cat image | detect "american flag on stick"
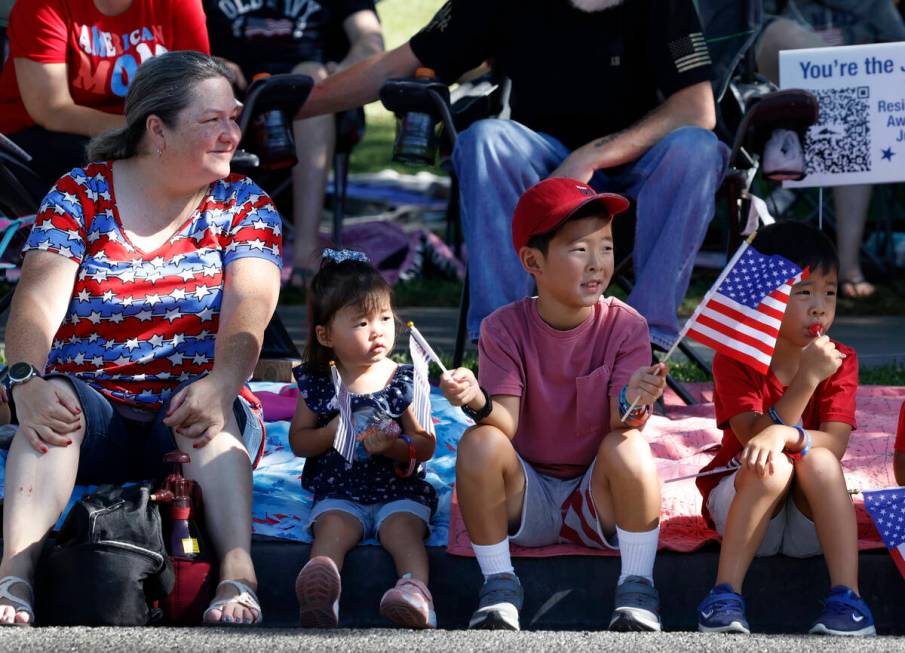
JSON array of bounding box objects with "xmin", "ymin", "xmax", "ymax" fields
[
  {"xmin": 408, "ymin": 322, "xmax": 441, "ymax": 436},
  {"xmin": 621, "ymin": 235, "xmax": 807, "ymax": 421},
  {"xmin": 329, "ymin": 360, "xmax": 356, "ymax": 464},
  {"xmin": 863, "ymin": 488, "xmax": 905, "ymax": 580},
  {"xmin": 683, "ymin": 238, "xmax": 808, "ymax": 375}
]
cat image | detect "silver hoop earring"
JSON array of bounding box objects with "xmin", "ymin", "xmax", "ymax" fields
[{"xmin": 156, "ymin": 147, "xmax": 162, "ymax": 158}]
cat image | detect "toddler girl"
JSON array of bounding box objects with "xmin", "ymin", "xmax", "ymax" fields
[{"xmin": 289, "ymin": 250, "xmax": 437, "ymax": 629}]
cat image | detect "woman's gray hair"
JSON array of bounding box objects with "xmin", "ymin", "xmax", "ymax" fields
[{"xmin": 87, "ymin": 51, "xmax": 232, "ymax": 161}]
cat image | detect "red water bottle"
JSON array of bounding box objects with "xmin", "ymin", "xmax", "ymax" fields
[
  {"xmin": 251, "ymin": 72, "xmax": 298, "ymax": 170},
  {"xmin": 169, "ymin": 480, "xmax": 204, "ymax": 561}
]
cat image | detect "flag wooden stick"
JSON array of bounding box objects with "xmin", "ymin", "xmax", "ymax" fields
[
  {"xmin": 664, "ymin": 461, "xmax": 740, "ymax": 484},
  {"xmin": 620, "ymin": 233, "xmax": 759, "ymax": 422},
  {"xmin": 407, "ymin": 321, "xmax": 448, "ymax": 374}
]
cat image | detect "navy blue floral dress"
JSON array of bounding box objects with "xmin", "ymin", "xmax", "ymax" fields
[{"xmin": 294, "ymin": 363, "xmax": 437, "ymax": 513}]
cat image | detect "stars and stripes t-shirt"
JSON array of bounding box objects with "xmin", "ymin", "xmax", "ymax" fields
[{"xmin": 24, "ymin": 163, "xmax": 282, "ymax": 409}]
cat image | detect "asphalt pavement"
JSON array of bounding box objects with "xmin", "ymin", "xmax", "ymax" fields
[{"xmin": 2, "ymin": 628, "xmax": 905, "ymax": 652}]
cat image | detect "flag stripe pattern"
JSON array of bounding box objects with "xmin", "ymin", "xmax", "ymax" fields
[
  {"xmin": 330, "ymin": 363, "xmax": 356, "ymax": 464},
  {"xmin": 409, "ymin": 331, "xmax": 435, "ymax": 437},
  {"xmin": 668, "ymin": 32, "xmax": 712, "ymax": 73},
  {"xmin": 686, "ymin": 243, "xmax": 806, "ymax": 375},
  {"xmin": 864, "ymin": 489, "xmax": 905, "ymax": 580}
]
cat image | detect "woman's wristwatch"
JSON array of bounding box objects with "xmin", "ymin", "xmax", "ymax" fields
[
  {"xmin": 2, "ymin": 362, "xmax": 42, "ymax": 397},
  {"xmin": 461, "ymin": 387, "xmax": 493, "ymax": 421}
]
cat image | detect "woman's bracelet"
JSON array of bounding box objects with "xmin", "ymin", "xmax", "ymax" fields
[
  {"xmin": 618, "ymin": 384, "xmax": 651, "ymax": 423},
  {"xmin": 394, "ymin": 434, "xmax": 417, "ymax": 478}
]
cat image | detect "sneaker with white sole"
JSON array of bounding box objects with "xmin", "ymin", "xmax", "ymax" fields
[
  {"xmin": 609, "ymin": 576, "xmax": 661, "ymax": 632},
  {"xmin": 379, "ymin": 574, "xmax": 437, "ymax": 629},
  {"xmin": 468, "ymin": 572, "xmax": 523, "ymax": 631},
  {"xmin": 809, "ymin": 586, "xmax": 876, "ymax": 637},
  {"xmin": 295, "ymin": 556, "xmax": 341, "ymax": 628},
  {"xmin": 697, "ymin": 584, "xmax": 751, "ymax": 634}
]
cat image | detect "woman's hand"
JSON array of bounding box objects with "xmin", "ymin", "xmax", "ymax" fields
[
  {"xmin": 12, "ymin": 378, "xmax": 82, "ymax": 453},
  {"xmin": 163, "ymin": 375, "xmax": 234, "ymax": 448},
  {"xmin": 741, "ymin": 425, "xmax": 794, "ymax": 477}
]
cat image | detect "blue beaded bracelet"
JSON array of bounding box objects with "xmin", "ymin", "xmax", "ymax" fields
[{"xmin": 618, "ymin": 384, "xmax": 650, "ymax": 422}]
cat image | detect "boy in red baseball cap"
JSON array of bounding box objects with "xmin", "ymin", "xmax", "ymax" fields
[{"xmin": 440, "ymin": 177, "xmax": 667, "ymax": 631}]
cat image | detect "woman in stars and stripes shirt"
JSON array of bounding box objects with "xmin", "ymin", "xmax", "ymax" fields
[{"xmin": 0, "ymin": 52, "xmax": 281, "ymax": 627}]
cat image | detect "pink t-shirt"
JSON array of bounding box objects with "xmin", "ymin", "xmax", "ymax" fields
[{"xmin": 478, "ymin": 297, "xmax": 651, "ymax": 479}]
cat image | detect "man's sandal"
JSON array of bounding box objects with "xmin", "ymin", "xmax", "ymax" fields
[
  {"xmin": 203, "ymin": 579, "xmax": 263, "ymax": 626},
  {"xmin": 0, "ymin": 576, "xmax": 35, "ymax": 626}
]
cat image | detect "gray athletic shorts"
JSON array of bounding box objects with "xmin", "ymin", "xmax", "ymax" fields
[
  {"xmin": 510, "ymin": 454, "xmax": 618, "ymax": 550},
  {"xmin": 708, "ymin": 469, "xmax": 821, "ymax": 558}
]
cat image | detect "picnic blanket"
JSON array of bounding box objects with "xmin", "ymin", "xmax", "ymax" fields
[
  {"xmin": 1, "ymin": 383, "xmax": 901, "ymax": 553},
  {"xmin": 445, "ymin": 384, "xmax": 904, "ymax": 558}
]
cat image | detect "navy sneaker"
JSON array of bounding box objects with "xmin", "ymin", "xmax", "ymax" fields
[
  {"xmin": 809, "ymin": 586, "xmax": 876, "ymax": 636},
  {"xmin": 697, "ymin": 584, "xmax": 750, "ymax": 634},
  {"xmin": 468, "ymin": 572, "xmax": 524, "ymax": 631},
  {"xmin": 609, "ymin": 576, "xmax": 661, "ymax": 632}
]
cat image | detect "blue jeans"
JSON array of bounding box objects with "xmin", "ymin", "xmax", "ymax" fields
[
  {"xmin": 36, "ymin": 374, "xmax": 264, "ymax": 485},
  {"xmin": 453, "ymin": 120, "xmax": 729, "ymax": 344}
]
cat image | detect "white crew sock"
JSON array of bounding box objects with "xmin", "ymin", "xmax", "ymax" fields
[
  {"xmin": 616, "ymin": 525, "xmax": 660, "ymax": 585},
  {"xmin": 471, "ymin": 539, "xmax": 514, "ymax": 579}
]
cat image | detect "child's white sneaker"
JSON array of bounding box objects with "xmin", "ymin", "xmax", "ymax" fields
[
  {"xmin": 295, "ymin": 556, "xmax": 341, "ymax": 628},
  {"xmin": 379, "ymin": 573, "xmax": 437, "ymax": 629}
]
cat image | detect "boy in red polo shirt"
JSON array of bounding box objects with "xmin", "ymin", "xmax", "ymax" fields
[
  {"xmin": 440, "ymin": 178, "xmax": 667, "ymax": 632},
  {"xmin": 695, "ymin": 222, "xmax": 874, "ymax": 636}
]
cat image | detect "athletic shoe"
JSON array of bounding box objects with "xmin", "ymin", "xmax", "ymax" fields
[
  {"xmin": 809, "ymin": 586, "xmax": 876, "ymax": 636},
  {"xmin": 697, "ymin": 583, "xmax": 751, "ymax": 634},
  {"xmin": 379, "ymin": 574, "xmax": 437, "ymax": 629},
  {"xmin": 468, "ymin": 572, "xmax": 523, "ymax": 630},
  {"xmin": 609, "ymin": 575, "xmax": 662, "ymax": 632},
  {"xmin": 295, "ymin": 556, "xmax": 341, "ymax": 628}
]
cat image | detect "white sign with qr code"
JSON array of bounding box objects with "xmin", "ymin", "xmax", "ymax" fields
[{"xmin": 780, "ymin": 41, "xmax": 905, "ymax": 188}]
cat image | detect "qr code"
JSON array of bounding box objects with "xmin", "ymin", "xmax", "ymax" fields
[{"xmin": 805, "ymin": 87, "xmax": 871, "ymax": 175}]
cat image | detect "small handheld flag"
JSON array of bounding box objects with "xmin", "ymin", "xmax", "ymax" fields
[
  {"xmin": 407, "ymin": 322, "xmax": 436, "ymax": 437},
  {"xmin": 406, "ymin": 322, "xmax": 447, "ymax": 373},
  {"xmin": 329, "ymin": 360, "xmax": 356, "ymax": 464},
  {"xmin": 620, "ymin": 234, "xmax": 807, "ymax": 422},
  {"xmin": 863, "ymin": 488, "xmax": 905, "ymax": 580}
]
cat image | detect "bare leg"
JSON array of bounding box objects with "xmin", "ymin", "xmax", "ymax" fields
[
  {"xmin": 178, "ymin": 412, "xmax": 260, "ymax": 625},
  {"xmin": 309, "ymin": 510, "xmax": 364, "ymax": 571},
  {"xmin": 378, "ymin": 513, "xmax": 429, "ymax": 583},
  {"xmin": 290, "ymin": 61, "xmax": 335, "ymax": 276},
  {"xmin": 455, "ymin": 425, "xmax": 526, "ymax": 545},
  {"xmin": 0, "ymin": 379, "xmax": 85, "ymax": 625},
  {"xmin": 592, "ymin": 429, "xmax": 661, "ymax": 535},
  {"xmin": 790, "ymin": 448, "xmax": 859, "ymax": 592},
  {"xmin": 714, "ymin": 457, "xmax": 794, "ymax": 593},
  {"xmin": 754, "ymin": 18, "xmax": 823, "ymax": 85},
  {"xmin": 834, "ymin": 184, "xmax": 875, "ymax": 297}
]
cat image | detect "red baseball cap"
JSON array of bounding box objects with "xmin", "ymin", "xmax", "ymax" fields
[{"xmin": 511, "ymin": 178, "xmax": 630, "ymax": 252}]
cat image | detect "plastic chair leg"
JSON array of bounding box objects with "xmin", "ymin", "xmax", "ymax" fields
[
  {"xmin": 332, "ymin": 152, "xmax": 350, "ymax": 246},
  {"xmin": 453, "ymin": 273, "xmax": 469, "ymax": 369}
]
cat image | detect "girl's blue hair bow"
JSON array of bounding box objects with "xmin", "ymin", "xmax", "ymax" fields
[{"xmin": 322, "ymin": 248, "xmax": 369, "ymax": 264}]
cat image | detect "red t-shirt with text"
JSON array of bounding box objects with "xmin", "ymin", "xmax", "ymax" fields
[
  {"xmin": 696, "ymin": 344, "xmax": 858, "ymax": 528},
  {"xmin": 0, "ymin": 0, "xmax": 209, "ymax": 134}
]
